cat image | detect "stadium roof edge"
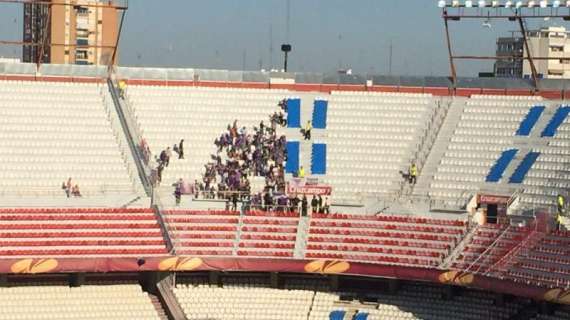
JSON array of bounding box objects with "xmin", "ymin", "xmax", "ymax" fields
[{"xmin": 2, "ymin": 62, "xmax": 570, "ymax": 98}]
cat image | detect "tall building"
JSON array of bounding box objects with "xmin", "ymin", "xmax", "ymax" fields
[
  {"xmin": 23, "ymin": 0, "xmax": 118, "ymax": 66},
  {"xmin": 23, "ymin": 2, "xmax": 50, "ymax": 64},
  {"xmin": 523, "ymin": 27, "xmax": 570, "ymax": 79},
  {"xmin": 494, "ymin": 36, "xmax": 524, "ymax": 78},
  {"xmin": 492, "ymin": 27, "xmax": 570, "ymax": 79}
]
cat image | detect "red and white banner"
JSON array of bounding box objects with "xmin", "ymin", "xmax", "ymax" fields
[
  {"xmin": 287, "ymin": 185, "xmax": 332, "ymax": 196},
  {"xmin": 478, "ymin": 194, "xmax": 510, "ymax": 205},
  {"xmin": 287, "ymin": 179, "xmax": 332, "ymax": 196}
]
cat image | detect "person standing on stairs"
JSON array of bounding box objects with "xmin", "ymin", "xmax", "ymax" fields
[
  {"xmin": 118, "ymin": 80, "xmax": 126, "ymax": 98},
  {"xmin": 174, "ymin": 179, "xmax": 182, "ymax": 206},
  {"xmin": 231, "ymin": 192, "xmax": 239, "ymax": 211},
  {"xmin": 557, "ymin": 194, "xmax": 566, "ymax": 231},
  {"xmin": 165, "ymin": 147, "xmax": 172, "ymax": 167},
  {"xmin": 159, "ymin": 149, "xmax": 167, "ymax": 166},
  {"xmin": 311, "ymin": 195, "xmax": 318, "ymax": 214},
  {"xmin": 323, "ymin": 197, "xmax": 330, "ymax": 214},
  {"xmin": 278, "ymin": 99, "xmax": 288, "ymax": 113},
  {"xmin": 558, "ymin": 194, "xmax": 565, "ymax": 216},
  {"xmin": 409, "ymin": 163, "xmax": 418, "ymax": 185},
  {"xmin": 298, "ymin": 166, "xmax": 305, "ymax": 179},
  {"xmin": 62, "ymin": 177, "xmax": 73, "ymax": 198},
  {"xmin": 264, "ymin": 192, "xmax": 273, "ymax": 212},
  {"xmin": 289, "ymin": 194, "xmax": 300, "ymax": 213},
  {"xmin": 157, "ymin": 163, "xmax": 164, "ymax": 185},
  {"xmin": 301, "ymin": 195, "xmax": 308, "ymax": 217},
  {"xmin": 178, "ymin": 139, "xmax": 184, "ymax": 159},
  {"xmin": 303, "ymin": 121, "xmax": 312, "ymax": 140}
]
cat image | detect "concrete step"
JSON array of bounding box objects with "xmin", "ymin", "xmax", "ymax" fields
[
  {"xmin": 413, "ymin": 98, "xmax": 468, "ymax": 197},
  {"xmin": 149, "ymin": 294, "xmax": 169, "ymax": 320},
  {"xmin": 293, "ymin": 216, "xmax": 310, "ymax": 259},
  {"xmin": 233, "ymin": 211, "xmax": 245, "ymax": 255}
]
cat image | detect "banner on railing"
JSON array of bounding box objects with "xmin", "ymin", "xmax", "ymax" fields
[
  {"xmin": 287, "ymin": 178, "xmax": 331, "ymax": 196},
  {"xmin": 478, "ymin": 194, "xmax": 510, "ymax": 205},
  {"xmin": 0, "ymin": 256, "xmax": 562, "ymax": 305}
]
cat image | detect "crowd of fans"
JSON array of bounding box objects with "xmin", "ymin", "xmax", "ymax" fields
[
  {"xmin": 249, "ymin": 193, "xmax": 330, "ymax": 216},
  {"xmin": 141, "ymin": 98, "xmax": 331, "ymax": 213},
  {"xmin": 196, "ymin": 113, "xmax": 288, "ymax": 208}
]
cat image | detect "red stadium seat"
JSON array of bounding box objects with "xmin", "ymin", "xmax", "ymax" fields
[{"xmin": 0, "ymin": 208, "xmax": 169, "ymax": 258}]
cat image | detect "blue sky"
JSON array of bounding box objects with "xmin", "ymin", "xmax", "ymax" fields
[{"xmin": 0, "ymin": 0, "xmax": 567, "ymax": 76}]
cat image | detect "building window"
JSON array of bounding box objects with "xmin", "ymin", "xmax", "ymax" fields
[
  {"xmin": 76, "ymin": 29, "xmax": 89, "ymax": 37},
  {"xmin": 76, "ymin": 6, "xmax": 88, "ymax": 15},
  {"xmin": 77, "ymin": 39, "xmax": 88, "ymax": 46},
  {"xmin": 560, "ymin": 59, "xmax": 570, "ymax": 64},
  {"xmin": 551, "ymin": 46, "xmax": 564, "ymax": 52},
  {"xmin": 76, "ymin": 51, "xmax": 88, "ymax": 59}
]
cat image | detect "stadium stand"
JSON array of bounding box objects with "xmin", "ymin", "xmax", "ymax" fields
[
  {"xmin": 425, "ymin": 95, "xmax": 570, "ymax": 211},
  {"xmin": 309, "ymin": 287, "xmax": 527, "ymax": 320},
  {"xmin": 174, "ymin": 277, "xmax": 314, "ymax": 320},
  {"xmin": 239, "ymin": 210, "xmax": 299, "ymax": 258},
  {"xmin": 123, "ymin": 84, "xmax": 568, "ymax": 213},
  {"xmin": 162, "ymin": 209, "xmax": 468, "ymax": 265},
  {"xmin": 0, "ymin": 283, "xmax": 161, "ymax": 320},
  {"xmin": 524, "ymin": 105, "xmax": 570, "ymax": 207},
  {"xmin": 163, "ymin": 210, "xmax": 298, "ymax": 258},
  {"xmin": 0, "ymin": 80, "xmax": 142, "ymax": 198},
  {"xmin": 173, "ymin": 277, "xmax": 529, "ymax": 320},
  {"xmin": 324, "ymin": 91, "xmax": 437, "ymax": 203},
  {"xmin": 505, "ymin": 230, "xmax": 570, "ymax": 288},
  {"xmin": 124, "ymin": 85, "xmax": 288, "ymax": 190},
  {"xmin": 162, "ymin": 209, "xmax": 239, "ymax": 256},
  {"xmin": 0, "ymin": 208, "xmax": 168, "ymax": 257},
  {"xmin": 449, "ymin": 223, "xmax": 570, "ymax": 289},
  {"xmin": 451, "ymin": 224, "xmax": 530, "ymax": 272},
  {"xmin": 306, "ymin": 212, "xmax": 466, "ymax": 267},
  {"xmin": 428, "ymin": 95, "xmax": 544, "ymax": 203},
  {"xmin": 531, "ymin": 307, "xmax": 570, "ymax": 320}
]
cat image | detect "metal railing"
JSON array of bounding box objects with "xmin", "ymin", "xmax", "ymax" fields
[
  {"xmin": 487, "ymin": 229, "xmax": 543, "ymax": 278},
  {"xmin": 156, "ymin": 275, "xmax": 187, "ymax": 320},
  {"xmin": 463, "ymin": 225, "xmax": 514, "ymax": 275},
  {"xmin": 0, "ymin": 185, "xmax": 137, "ymax": 198},
  {"xmin": 400, "ymin": 98, "xmax": 453, "ymax": 198},
  {"xmin": 412, "ymin": 98, "xmax": 453, "ymax": 174},
  {"xmin": 102, "ymin": 90, "xmax": 141, "ymax": 194},
  {"xmin": 151, "ymin": 188, "xmax": 176, "ymax": 255},
  {"xmin": 106, "ymin": 77, "xmax": 153, "ymax": 196}
]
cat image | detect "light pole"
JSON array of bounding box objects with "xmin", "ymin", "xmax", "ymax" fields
[{"xmin": 281, "ymin": 44, "xmax": 292, "ymax": 72}]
